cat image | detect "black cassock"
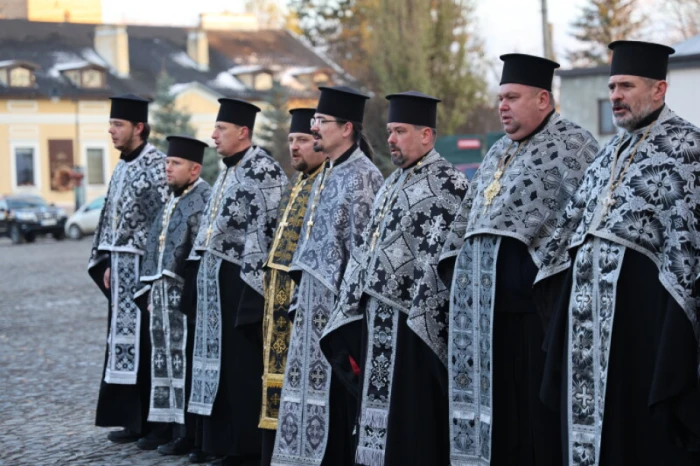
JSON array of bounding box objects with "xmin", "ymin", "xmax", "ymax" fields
[
  {"xmin": 541, "ymin": 248, "xmax": 700, "ymax": 466},
  {"xmin": 91, "ymin": 260, "xmax": 153, "ymax": 434},
  {"xmin": 88, "ymin": 143, "xmax": 168, "ymax": 434},
  {"xmin": 441, "ymin": 237, "xmax": 562, "ymax": 466},
  {"xmin": 181, "ymin": 260, "xmax": 265, "ymax": 457},
  {"xmin": 534, "ymin": 106, "xmax": 700, "ymax": 466},
  {"xmin": 324, "ymin": 310, "xmax": 451, "ymax": 466},
  {"xmin": 492, "ymin": 238, "xmax": 561, "ymax": 466},
  {"xmin": 321, "ymin": 151, "xmax": 470, "ymax": 466},
  {"xmin": 207, "ymin": 261, "xmax": 264, "ymax": 457}
]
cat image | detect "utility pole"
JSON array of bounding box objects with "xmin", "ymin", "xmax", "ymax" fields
[{"xmin": 541, "ymin": 0, "xmax": 554, "ymax": 60}]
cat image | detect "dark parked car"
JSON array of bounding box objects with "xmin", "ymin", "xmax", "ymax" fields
[{"xmin": 0, "ymin": 195, "xmax": 69, "ymax": 244}]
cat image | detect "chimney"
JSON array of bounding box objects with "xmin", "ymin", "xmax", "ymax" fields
[
  {"xmin": 94, "ymin": 25, "xmax": 130, "ymax": 78},
  {"xmin": 187, "ymin": 29, "xmax": 209, "ymax": 71}
]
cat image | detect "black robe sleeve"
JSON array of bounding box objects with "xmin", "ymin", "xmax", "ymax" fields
[
  {"xmin": 179, "ymin": 260, "xmax": 200, "ymax": 319},
  {"xmin": 321, "ymin": 313, "xmax": 364, "ymax": 400}
]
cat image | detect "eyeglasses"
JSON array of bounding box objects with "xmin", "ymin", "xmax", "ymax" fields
[{"xmin": 310, "ymin": 117, "xmax": 340, "ymax": 126}]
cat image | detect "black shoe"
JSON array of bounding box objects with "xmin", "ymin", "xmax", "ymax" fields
[
  {"xmin": 107, "ymin": 428, "xmax": 140, "ymax": 444},
  {"xmin": 158, "ymin": 437, "xmax": 195, "ymax": 456},
  {"xmin": 136, "ymin": 434, "xmax": 171, "ymax": 451},
  {"xmin": 189, "ymin": 449, "xmax": 217, "ymax": 464},
  {"xmin": 205, "ymin": 457, "xmax": 232, "ymax": 466}
]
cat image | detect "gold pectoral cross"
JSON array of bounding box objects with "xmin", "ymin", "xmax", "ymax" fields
[{"xmin": 483, "ymin": 167, "xmax": 504, "ymax": 212}]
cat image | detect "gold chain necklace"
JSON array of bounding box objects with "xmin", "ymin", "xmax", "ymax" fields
[
  {"xmin": 276, "ymin": 161, "xmax": 326, "ymax": 242},
  {"xmin": 305, "ymin": 160, "xmax": 334, "ymax": 240},
  {"xmin": 158, "ymin": 183, "xmax": 195, "ymax": 254},
  {"xmin": 600, "ymin": 121, "xmax": 656, "ymax": 217},
  {"xmin": 483, "ymin": 139, "xmax": 528, "ymax": 213},
  {"xmin": 369, "ymin": 158, "xmax": 424, "ymax": 251}
]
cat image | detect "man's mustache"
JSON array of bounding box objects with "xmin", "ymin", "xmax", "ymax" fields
[{"xmin": 612, "ymin": 100, "xmax": 631, "ymax": 111}]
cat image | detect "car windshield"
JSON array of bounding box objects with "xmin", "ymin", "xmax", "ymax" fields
[
  {"xmin": 87, "ymin": 197, "xmax": 105, "ymax": 210},
  {"xmin": 7, "ymin": 197, "xmax": 48, "ymax": 209}
]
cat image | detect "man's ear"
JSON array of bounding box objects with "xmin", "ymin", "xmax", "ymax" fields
[{"xmin": 133, "ymin": 122, "xmax": 145, "ymax": 137}]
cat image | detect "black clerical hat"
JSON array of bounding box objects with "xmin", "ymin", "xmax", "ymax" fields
[
  {"xmin": 216, "ymin": 98, "xmax": 261, "ymax": 129},
  {"xmin": 499, "ymin": 54, "xmax": 560, "ymax": 91},
  {"xmin": 109, "ymin": 93, "xmax": 150, "ymax": 122},
  {"xmin": 166, "ymin": 135, "xmax": 209, "ymax": 165},
  {"xmin": 386, "ymin": 91, "xmax": 441, "ymax": 128},
  {"xmin": 289, "ymin": 108, "xmax": 315, "ymax": 135},
  {"xmin": 609, "ymin": 41, "xmax": 675, "ymax": 80},
  {"xmin": 316, "ymin": 86, "xmax": 369, "ymax": 124}
]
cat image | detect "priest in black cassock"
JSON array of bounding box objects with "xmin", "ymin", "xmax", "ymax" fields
[
  {"xmin": 437, "ymin": 54, "xmax": 599, "ymax": 466},
  {"xmin": 537, "ymin": 41, "xmax": 700, "ymax": 466},
  {"xmin": 134, "ymin": 136, "xmax": 211, "ymax": 453},
  {"xmin": 88, "ymin": 94, "xmax": 169, "ymax": 444},
  {"xmin": 321, "ymin": 91, "xmax": 469, "ymax": 466},
  {"xmin": 260, "ymin": 108, "xmax": 327, "ymax": 466},
  {"xmin": 271, "ymin": 86, "xmax": 384, "ymax": 466},
  {"xmin": 185, "ymin": 98, "xmax": 287, "ymax": 466}
]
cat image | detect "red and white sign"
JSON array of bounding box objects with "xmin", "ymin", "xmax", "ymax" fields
[{"xmin": 457, "ymin": 138, "xmax": 481, "ymax": 150}]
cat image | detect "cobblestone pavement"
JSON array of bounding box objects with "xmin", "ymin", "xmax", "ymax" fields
[{"xmin": 0, "ymin": 237, "xmax": 190, "ymax": 466}]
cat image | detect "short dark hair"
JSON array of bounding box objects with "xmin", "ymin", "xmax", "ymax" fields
[
  {"xmin": 130, "ymin": 121, "xmax": 151, "ymax": 142},
  {"xmin": 412, "ymin": 125, "xmax": 438, "ymax": 140}
]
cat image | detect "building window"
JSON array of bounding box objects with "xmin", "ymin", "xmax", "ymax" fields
[
  {"xmin": 64, "ymin": 70, "xmax": 81, "ymax": 86},
  {"xmin": 238, "ymin": 73, "xmax": 253, "ymax": 88},
  {"xmin": 314, "ymin": 72, "xmax": 330, "ymax": 85},
  {"xmin": 598, "ymin": 99, "xmax": 616, "ymax": 135},
  {"xmin": 0, "ymin": 68, "xmax": 7, "ymax": 85},
  {"xmin": 82, "ymin": 69, "xmax": 104, "ymax": 88},
  {"xmin": 15, "ymin": 147, "xmax": 36, "ymax": 186},
  {"xmin": 9, "ymin": 67, "xmax": 34, "ymax": 87},
  {"xmin": 254, "ymin": 72, "xmax": 273, "ymax": 90},
  {"xmin": 86, "ymin": 147, "xmax": 106, "ymax": 185}
]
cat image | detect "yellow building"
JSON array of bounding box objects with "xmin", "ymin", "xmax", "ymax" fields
[
  {"xmin": 0, "ymin": 0, "xmax": 102, "ymax": 23},
  {"xmin": 0, "ymin": 19, "xmax": 346, "ymax": 210}
]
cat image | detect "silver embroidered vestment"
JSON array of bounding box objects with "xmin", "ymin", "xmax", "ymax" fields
[
  {"xmin": 438, "ymin": 113, "xmax": 599, "ymax": 465},
  {"xmin": 536, "ymin": 106, "xmax": 700, "ymax": 466},
  {"xmin": 323, "ymin": 150, "xmax": 469, "ymax": 466},
  {"xmin": 187, "ymin": 147, "xmax": 287, "ymax": 416},
  {"xmin": 137, "ymin": 179, "xmax": 211, "ymax": 424},
  {"xmin": 272, "ymin": 149, "xmax": 384, "ymax": 466},
  {"xmin": 88, "ymin": 143, "xmax": 168, "ymax": 385}
]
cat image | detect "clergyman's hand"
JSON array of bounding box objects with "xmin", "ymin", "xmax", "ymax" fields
[{"xmin": 104, "ymin": 267, "xmax": 111, "ymax": 290}]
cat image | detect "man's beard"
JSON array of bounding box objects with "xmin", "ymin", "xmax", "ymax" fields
[
  {"xmin": 115, "ymin": 133, "xmax": 135, "ymax": 153},
  {"xmin": 291, "ymin": 153, "xmax": 309, "ymax": 172},
  {"xmin": 390, "ymin": 146, "xmax": 406, "ymax": 166},
  {"xmin": 312, "ymin": 131, "xmax": 324, "ymax": 153},
  {"xmin": 613, "ymin": 99, "xmax": 654, "ymax": 131},
  {"xmin": 167, "ymin": 180, "xmax": 185, "ymax": 192}
]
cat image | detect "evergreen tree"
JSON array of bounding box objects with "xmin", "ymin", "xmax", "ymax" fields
[
  {"xmin": 150, "ymin": 72, "xmax": 197, "ymax": 151},
  {"xmin": 288, "ymin": 0, "xmax": 376, "ymax": 80},
  {"xmin": 257, "ymin": 80, "xmax": 292, "ymax": 175},
  {"xmin": 200, "ymin": 148, "xmax": 222, "ymax": 186},
  {"xmin": 150, "ymin": 72, "xmax": 221, "ymax": 184},
  {"xmin": 567, "ymin": 0, "xmax": 647, "ymax": 67}
]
